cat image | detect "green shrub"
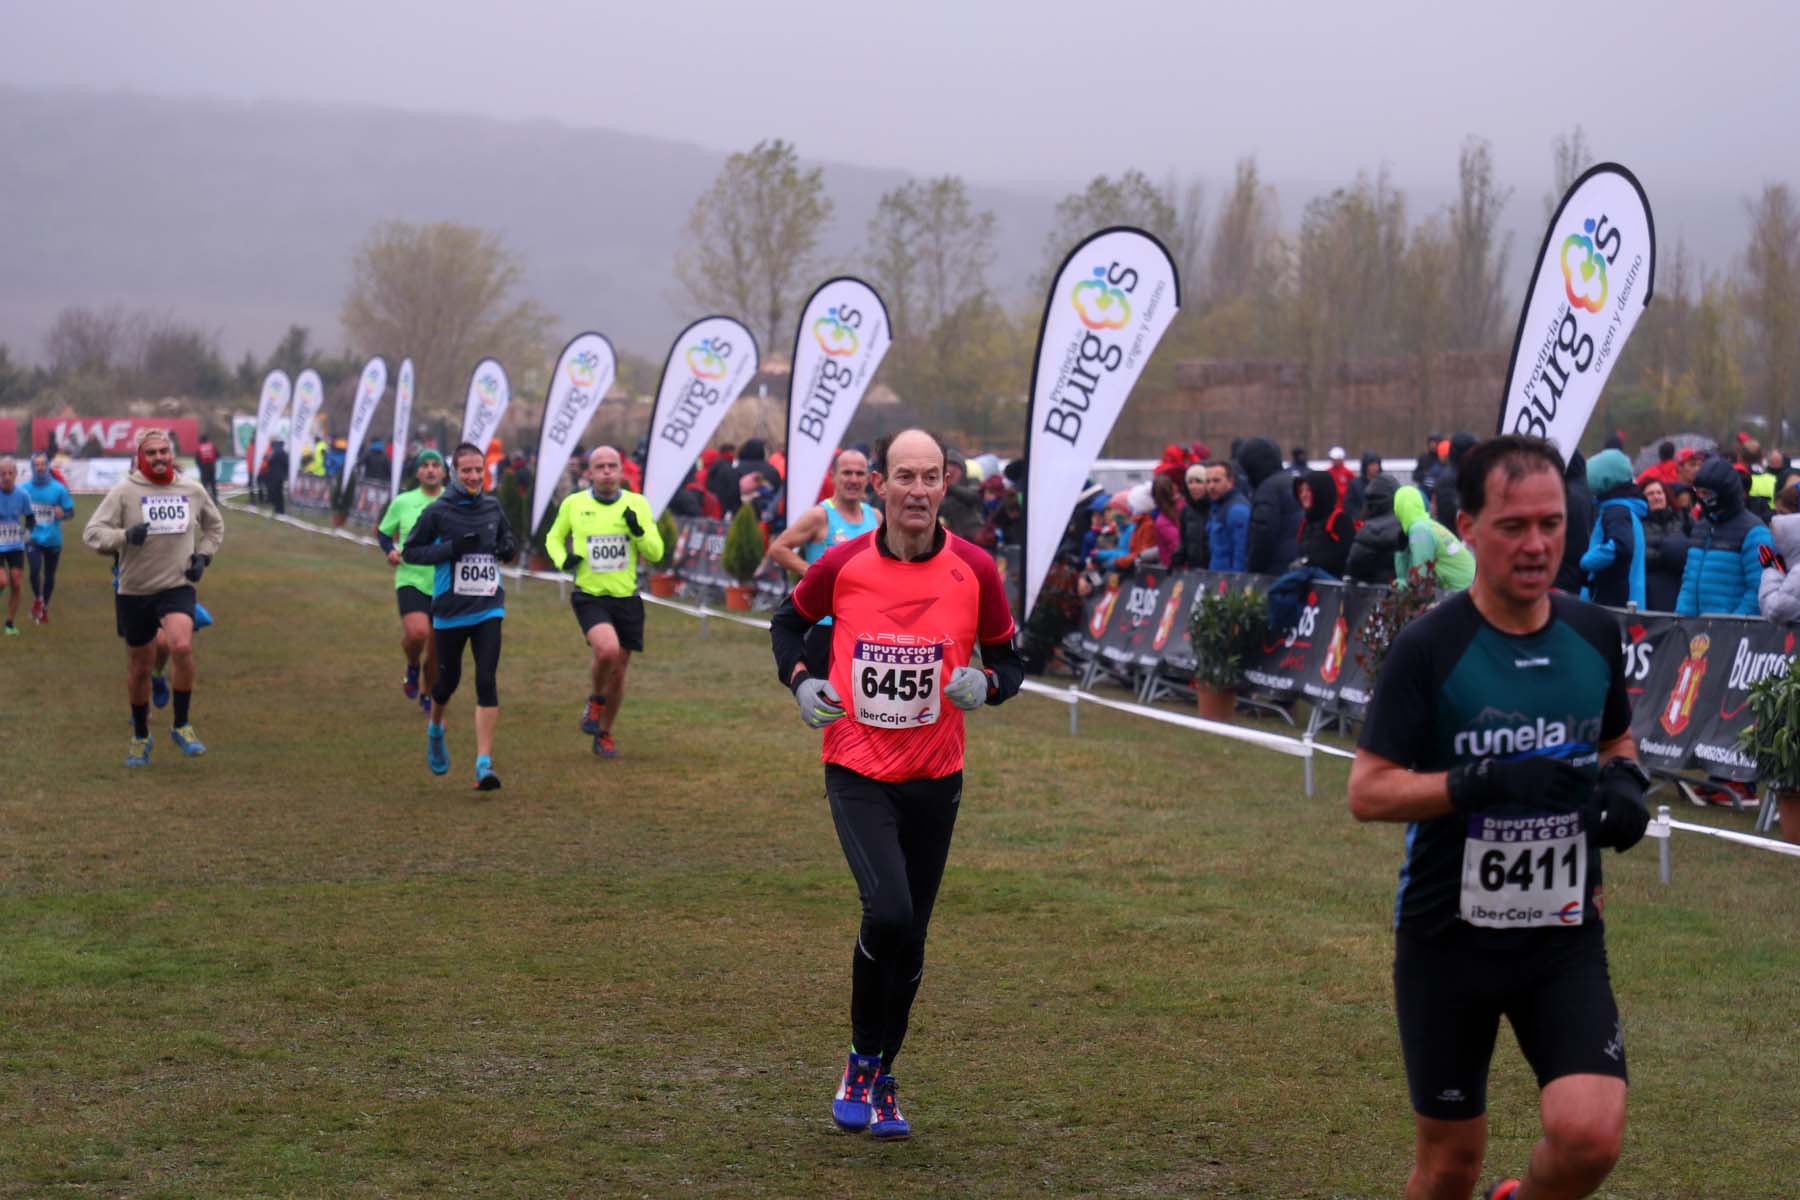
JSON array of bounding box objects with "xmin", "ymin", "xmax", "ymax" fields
[
  {"xmin": 721, "ymin": 503, "xmax": 765, "ymax": 582},
  {"xmin": 1187, "ymin": 583, "xmax": 1269, "ymax": 689},
  {"xmin": 1737, "ymin": 665, "xmax": 1800, "ymax": 792}
]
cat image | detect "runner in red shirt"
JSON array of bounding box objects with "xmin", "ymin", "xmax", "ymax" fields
[{"xmin": 770, "ymin": 428, "xmax": 1022, "ymax": 1141}]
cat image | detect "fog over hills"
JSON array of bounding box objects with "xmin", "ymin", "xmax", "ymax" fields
[{"xmin": 0, "ymin": 86, "xmax": 1753, "ymax": 369}]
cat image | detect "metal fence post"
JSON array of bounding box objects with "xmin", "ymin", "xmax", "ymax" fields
[
  {"xmin": 1068, "ymin": 687, "xmax": 1079, "ymax": 737},
  {"xmin": 1657, "ymin": 804, "xmax": 1672, "ymax": 884}
]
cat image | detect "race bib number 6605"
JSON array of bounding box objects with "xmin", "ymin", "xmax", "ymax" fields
[
  {"xmin": 852, "ymin": 640, "xmax": 943, "ymax": 729},
  {"xmin": 140, "ymin": 494, "xmax": 191, "ymax": 535}
]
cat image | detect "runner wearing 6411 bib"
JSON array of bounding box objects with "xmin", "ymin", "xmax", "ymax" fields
[
  {"xmin": 545, "ymin": 445, "xmax": 663, "ymax": 759},
  {"xmin": 1348, "ymin": 435, "xmax": 1651, "ymax": 1200},
  {"xmin": 402, "ymin": 442, "xmax": 517, "ymax": 790},
  {"xmin": 770, "ymin": 429, "xmax": 1022, "ymax": 1142}
]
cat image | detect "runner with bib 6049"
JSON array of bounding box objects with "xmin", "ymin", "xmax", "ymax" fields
[{"xmin": 1348, "ymin": 434, "xmax": 1651, "ymax": 1200}]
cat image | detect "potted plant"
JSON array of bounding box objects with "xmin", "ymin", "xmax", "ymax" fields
[
  {"xmin": 1354, "ymin": 563, "xmax": 1440, "ymax": 682},
  {"xmin": 1187, "ymin": 583, "xmax": 1268, "ymax": 721},
  {"xmin": 720, "ymin": 502, "xmax": 764, "ymax": 611},
  {"xmin": 1735, "ymin": 664, "xmax": 1800, "ymax": 845},
  {"xmin": 648, "ymin": 510, "xmax": 681, "ymax": 597}
]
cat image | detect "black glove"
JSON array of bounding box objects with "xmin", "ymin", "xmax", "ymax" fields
[
  {"xmin": 125, "ymin": 522, "xmax": 151, "ymax": 546},
  {"xmin": 184, "ymin": 552, "xmax": 211, "ymax": 583},
  {"xmin": 496, "ymin": 530, "xmax": 518, "ymax": 564},
  {"xmin": 1591, "ymin": 758, "xmax": 1651, "ymax": 851},
  {"xmin": 456, "ymin": 530, "xmax": 483, "ymax": 554},
  {"xmin": 622, "ymin": 506, "xmax": 644, "ymax": 538},
  {"xmin": 1447, "ymin": 755, "xmax": 1590, "ymax": 815},
  {"xmin": 22, "ymin": 512, "xmax": 34, "ymax": 530}
]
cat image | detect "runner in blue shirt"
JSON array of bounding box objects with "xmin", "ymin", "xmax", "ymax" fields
[
  {"xmin": 22, "ymin": 452, "xmax": 75, "ymax": 624},
  {"xmin": 0, "ymin": 456, "xmax": 33, "ymax": 635}
]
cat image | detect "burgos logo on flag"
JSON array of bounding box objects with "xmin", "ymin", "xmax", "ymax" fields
[
  {"xmin": 686, "ymin": 337, "xmax": 729, "ymax": 380},
  {"xmin": 1560, "ymin": 219, "xmax": 1609, "ymax": 313},
  {"xmin": 813, "ymin": 307, "xmax": 859, "ymax": 357},
  {"xmin": 362, "ymin": 365, "xmax": 382, "ymax": 390},
  {"xmin": 1071, "ymin": 266, "xmax": 1132, "ymax": 331},
  {"xmin": 299, "ymin": 378, "xmax": 317, "ymax": 398},
  {"xmin": 567, "ymin": 351, "xmax": 600, "ymax": 390},
  {"xmin": 476, "ymin": 372, "xmax": 502, "ymax": 408}
]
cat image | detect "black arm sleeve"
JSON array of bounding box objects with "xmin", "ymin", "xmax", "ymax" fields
[
  {"xmin": 401, "ymin": 508, "xmax": 454, "ymax": 565},
  {"xmin": 770, "ymin": 592, "xmax": 816, "ymax": 690},
  {"xmin": 979, "ymin": 636, "xmax": 1025, "ymax": 706},
  {"xmin": 495, "ymin": 510, "xmax": 518, "ymax": 564},
  {"xmin": 377, "ymin": 532, "xmax": 396, "ymax": 553}
]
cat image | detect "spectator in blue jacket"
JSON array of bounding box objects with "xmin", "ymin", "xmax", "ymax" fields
[
  {"xmin": 1579, "ymin": 448, "xmax": 1646, "ymax": 608},
  {"xmin": 1676, "ymin": 456, "xmax": 1774, "ymax": 616},
  {"xmin": 1204, "ymin": 460, "xmax": 1250, "ymax": 571}
]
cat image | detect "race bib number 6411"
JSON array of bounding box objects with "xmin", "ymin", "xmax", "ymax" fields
[{"xmin": 1459, "ymin": 811, "xmax": 1587, "ymax": 929}]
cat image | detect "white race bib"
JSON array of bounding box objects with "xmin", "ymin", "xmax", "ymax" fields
[
  {"xmin": 1459, "ymin": 811, "xmax": 1587, "ymax": 929},
  {"xmin": 851, "ymin": 640, "xmax": 943, "ymax": 729},
  {"xmin": 587, "ymin": 533, "xmax": 629, "ymax": 573},
  {"xmin": 140, "ymin": 494, "xmax": 191, "ymax": 535},
  {"xmin": 453, "ymin": 553, "xmax": 499, "ymax": 598},
  {"xmin": 32, "ymin": 503, "xmax": 60, "ymax": 526},
  {"xmin": 0, "ymin": 521, "xmax": 20, "ymax": 546}
]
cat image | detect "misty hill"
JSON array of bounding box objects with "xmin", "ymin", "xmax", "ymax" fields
[{"xmin": 0, "ymin": 87, "xmax": 1055, "ymax": 366}]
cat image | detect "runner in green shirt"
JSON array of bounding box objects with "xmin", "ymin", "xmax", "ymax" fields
[
  {"xmin": 377, "ymin": 449, "xmax": 446, "ymax": 714},
  {"xmin": 546, "ymin": 446, "xmax": 664, "ymax": 757}
]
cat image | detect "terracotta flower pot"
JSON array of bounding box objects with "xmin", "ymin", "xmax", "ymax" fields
[
  {"xmin": 724, "ymin": 583, "xmax": 755, "ymax": 611},
  {"xmin": 528, "ymin": 552, "xmax": 553, "ymax": 573},
  {"xmin": 329, "ymin": 511, "xmax": 348, "ymax": 529},
  {"xmin": 648, "ymin": 573, "xmax": 679, "ymax": 598},
  {"xmin": 1779, "ymin": 788, "xmax": 1800, "ymax": 846},
  {"xmin": 1196, "ymin": 683, "xmax": 1236, "ymax": 723}
]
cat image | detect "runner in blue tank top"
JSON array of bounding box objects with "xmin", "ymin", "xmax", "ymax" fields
[{"xmin": 767, "ymin": 449, "xmax": 881, "ymax": 672}]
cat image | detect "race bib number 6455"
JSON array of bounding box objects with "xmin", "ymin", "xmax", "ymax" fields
[{"xmin": 852, "ymin": 640, "xmax": 943, "ymax": 729}]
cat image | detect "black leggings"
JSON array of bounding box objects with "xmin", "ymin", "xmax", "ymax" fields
[
  {"xmin": 26, "ymin": 544, "xmax": 59, "ymax": 605},
  {"xmin": 826, "ymin": 763, "xmax": 962, "ymax": 1072},
  {"xmin": 432, "ymin": 618, "xmax": 502, "ymax": 707}
]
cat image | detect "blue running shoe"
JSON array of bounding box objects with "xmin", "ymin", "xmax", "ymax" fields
[
  {"xmin": 832, "ymin": 1052, "xmax": 882, "ymax": 1132},
  {"xmin": 475, "ymin": 755, "xmax": 501, "ymax": 791},
  {"xmin": 170, "ymin": 724, "xmax": 207, "ymax": 757},
  {"xmin": 126, "ymin": 734, "xmax": 152, "ymax": 768},
  {"xmin": 151, "ymin": 671, "xmax": 170, "ymax": 708},
  {"xmin": 870, "ymin": 1074, "xmax": 910, "ymax": 1140},
  {"xmin": 427, "ymin": 723, "xmax": 449, "ymax": 775}
]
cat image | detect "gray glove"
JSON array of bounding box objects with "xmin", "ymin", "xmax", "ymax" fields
[
  {"xmin": 944, "ymin": 666, "xmax": 990, "ymax": 711},
  {"xmin": 793, "ymin": 675, "xmax": 844, "ymax": 729}
]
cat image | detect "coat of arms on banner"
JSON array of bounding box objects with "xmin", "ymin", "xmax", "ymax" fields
[{"xmin": 1659, "ymin": 632, "xmax": 1710, "ymax": 737}]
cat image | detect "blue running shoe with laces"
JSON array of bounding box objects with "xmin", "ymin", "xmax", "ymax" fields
[
  {"xmin": 170, "ymin": 724, "xmax": 207, "ymax": 756},
  {"xmin": 870, "ymin": 1074, "xmax": 910, "ymax": 1140},
  {"xmin": 475, "ymin": 755, "xmax": 501, "ymax": 791},
  {"xmin": 427, "ymin": 722, "xmax": 449, "ymax": 775},
  {"xmin": 151, "ymin": 671, "xmax": 170, "ymax": 708},
  {"xmin": 126, "ymin": 733, "xmax": 152, "ymax": 768},
  {"xmin": 832, "ymin": 1051, "xmax": 882, "ymax": 1132}
]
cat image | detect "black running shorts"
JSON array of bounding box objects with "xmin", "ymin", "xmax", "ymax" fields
[
  {"xmin": 1394, "ymin": 923, "xmax": 1627, "ymax": 1121},
  {"xmin": 397, "ymin": 585, "xmax": 433, "ymax": 618},
  {"xmin": 115, "ymin": 585, "xmax": 198, "ymax": 648},
  {"xmin": 571, "ymin": 591, "xmax": 645, "ymax": 653},
  {"xmin": 0, "ymin": 549, "xmax": 22, "ymax": 569}
]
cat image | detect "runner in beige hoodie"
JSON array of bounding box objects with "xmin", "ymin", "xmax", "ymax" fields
[{"xmin": 84, "ymin": 428, "xmax": 225, "ymax": 766}]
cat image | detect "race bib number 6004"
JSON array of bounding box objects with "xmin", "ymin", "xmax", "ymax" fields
[
  {"xmin": 852, "ymin": 640, "xmax": 943, "ymax": 729},
  {"xmin": 587, "ymin": 533, "xmax": 629, "ymax": 573},
  {"xmin": 1459, "ymin": 811, "xmax": 1587, "ymax": 929},
  {"xmin": 140, "ymin": 494, "xmax": 191, "ymax": 535},
  {"xmin": 453, "ymin": 553, "xmax": 499, "ymax": 598}
]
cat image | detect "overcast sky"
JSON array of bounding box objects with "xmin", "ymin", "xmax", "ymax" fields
[{"xmin": 4, "ymin": 0, "xmax": 1794, "ymax": 198}]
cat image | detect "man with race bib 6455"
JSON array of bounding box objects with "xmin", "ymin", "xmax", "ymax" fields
[
  {"xmin": 82, "ymin": 428, "xmax": 225, "ymax": 765},
  {"xmin": 545, "ymin": 445, "xmax": 663, "ymax": 759},
  {"xmin": 1348, "ymin": 435, "xmax": 1651, "ymax": 1200},
  {"xmin": 770, "ymin": 428, "xmax": 1022, "ymax": 1141}
]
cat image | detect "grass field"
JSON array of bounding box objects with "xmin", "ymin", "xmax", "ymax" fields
[{"xmin": 2, "ymin": 500, "xmax": 1796, "ymax": 1198}]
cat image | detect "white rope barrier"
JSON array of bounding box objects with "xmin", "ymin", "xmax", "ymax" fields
[{"xmin": 231, "ymin": 501, "xmax": 1794, "ymax": 868}]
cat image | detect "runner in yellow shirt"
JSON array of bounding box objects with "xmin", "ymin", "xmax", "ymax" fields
[{"xmin": 546, "ymin": 446, "xmax": 664, "ymax": 758}]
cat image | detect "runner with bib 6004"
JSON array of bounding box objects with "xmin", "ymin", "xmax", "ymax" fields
[
  {"xmin": 1348, "ymin": 435, "xmax": 1652, "ymax": 1200},
  {"xmin": 770, "ymin": 429, "xmax": 1022, "ymax": 1142}
]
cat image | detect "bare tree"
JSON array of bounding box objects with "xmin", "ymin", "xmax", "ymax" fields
[
  {"xmin": 139, "ymin": 320, "xmax": 230, "ymax": 398},
  {"xmin": 44, "ymin": 305, "xmax": 143, "ymax": 375},
  {"xmin": 1037, "ymin": 170, "xmax": 1186, "ymax": 292},
  {"xmin": 866, "ymin": 175, "xmax": 996, "ymax": 337},
  {"xmin": 1205, "ymin": 158, "xmax": 1282, "ymax": 307},
  {"xmin": 676, "ymin": 139, "xmax": 833, "ymax": 355},
  {"xmin": 1447, "ymin": 137, "xmax": 1513, "ymax": 350},
  {"xmin": 1544, "ymin": 125, "xmax": 1594, "ymax": 220},
  {"xmin": 341, "ymin": 221, "xmax": 555, "ymax": 415},
  {"xmin": 1743, "ymin": 182, "xmax": 1800, "ymax": 443}
]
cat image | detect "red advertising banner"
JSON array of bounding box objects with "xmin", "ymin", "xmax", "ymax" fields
[
  {"xmin": 33, "ymin": 416, "xmax": 201, "ymax": 456},
  {"xmin": 0, "ymin": 417, "xmax": 16, "ymax": 453}
]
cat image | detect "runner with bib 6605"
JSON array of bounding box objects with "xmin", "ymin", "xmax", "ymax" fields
[
  {"xmin": 545, "ymin": 445, "xmax": 663, "ymax": 759},
  {"xmin": 770, "ymin": 428, "xmax": 1022, "ymax": 1142},
  {"xmin": 1348, "ymin": 434, "xmax": 1651, "ymax": 1200}
]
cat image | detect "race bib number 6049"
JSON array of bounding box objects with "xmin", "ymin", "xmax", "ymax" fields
[
  {"xmin": 852, "ymin": 640, "xmax": 943, "ymax": 729},
  {"xmin": 453, "ymin": 553, "xmax": 500, "ymax": 598},
  {"xmin": 1459, "ymin": 811, "xmax": 1587, "ymax": 929}
]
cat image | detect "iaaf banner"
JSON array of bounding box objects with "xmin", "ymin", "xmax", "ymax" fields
[
  {"xmin": 1498, "ymin": 163, "xmax": 1655, "ymax": 448},
  {"xmin": 39, "ymin": 416, "xmax": 202, "ymax": 458},
  {"xmin": 1023, "ymin": 227, "xmax": 1181, "ymax": 616},
  {"xmin": 288, "ymin": 369, "xmax": 326, "ymax": 487},
  {"xmin": 252, "ymin": 370, "xmax": 292, "ymax": 481},
  {"xmin": 340, "ymin": 356, "xmax": 388, "ymax": 499},
  {"xmin": 643, "ymin": 315, "xmax": 760, "ymax": 519},
  {"xmin": 529, "ymin": 332, "xmax": 617, "ymax": 533},
  {"xmin": 461, "ymin": 358, "xmax": 510, "ymax": 453},
  {"xmin": 784, "ymin": 278, "xmax": 891, "ymax": 527},
  {"xmin": 390, "ymin": 358, "xmax": 414, "ymax": 495}
]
